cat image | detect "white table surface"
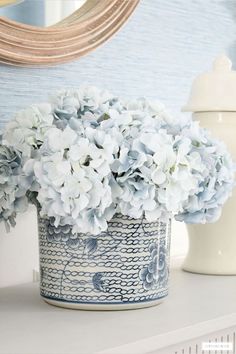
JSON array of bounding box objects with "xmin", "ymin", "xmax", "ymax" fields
[{"xmin": 0, "ymin": 267, "xmax": 236, "ymax": 354}]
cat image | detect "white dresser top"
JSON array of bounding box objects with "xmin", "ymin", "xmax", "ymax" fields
[{"xmin": 0, "ymin": 267, "xmax": 236, "ymax": 354}]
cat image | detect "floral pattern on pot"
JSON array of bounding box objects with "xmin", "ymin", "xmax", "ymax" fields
[{"xmin": 39, "ymin": 214, "xmax": 171, "ymax": 306}]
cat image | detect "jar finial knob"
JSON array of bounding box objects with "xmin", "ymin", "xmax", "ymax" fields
[
  {"xmin": 213, "ymin": 54, "xmax": 232, "ymax": 72},
  {"xmin": 182, "ymin": 54, "xmax": 236, "ymax": 112}
]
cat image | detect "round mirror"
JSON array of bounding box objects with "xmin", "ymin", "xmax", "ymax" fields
[
  {"xmin": 0, "ymin": 0, "xmax": 140, "ymax": 66},
  {"xmin": 0, "ymin": 0, "xmax": 87, "ymax": 27}
]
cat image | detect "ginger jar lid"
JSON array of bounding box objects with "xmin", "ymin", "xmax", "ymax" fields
[{"xmin": 182, "ymin": 55, "xmax": 236, "ymax": 112}]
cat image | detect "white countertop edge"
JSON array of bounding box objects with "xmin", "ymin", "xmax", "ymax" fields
[{"xmin": 98, "ymin": 313, "xmax": 236, "ymax": 354}]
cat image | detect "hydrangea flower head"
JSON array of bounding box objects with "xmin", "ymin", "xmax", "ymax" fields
[
  {"xmin": 4, "ymin": 104, "xmax": 54, "ymax": 158},
  {"xmin": 33, "ymin": 125, "xmax": 117, "ymax": 234},
  {"xmin": 0, "ymin": 136, "xmax": 28, "ymax": 230},
  {"xmin": 0, "ymin": 86, "xmax": 235, "ymax": 234}
]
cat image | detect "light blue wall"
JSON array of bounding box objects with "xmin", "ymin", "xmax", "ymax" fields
[{"xmin": 0, "ymin": 0, "xmax": 236, "ymax": 128}]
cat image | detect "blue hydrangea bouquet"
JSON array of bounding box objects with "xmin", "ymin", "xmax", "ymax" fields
[{"xmin": 0, "ymin": 86, "xmax": 235, "ymax": 310}]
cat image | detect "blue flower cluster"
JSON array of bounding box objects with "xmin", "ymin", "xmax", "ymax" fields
[
  {"xmin": 1, "ymin": 86, "xmax": 235, "ymax": 234},
  {"xmin": 158, "ymin": 244, "xmax": 169, "ymax": 287},
  {"xmin": 139, "ymin": 243, "xmax": 159, "ymax": 290},
  {"xmin": 0, "ymin": 138, "xmax": 28, "ymax": 230},
  {"xmin": 139, "ymin": 242, "xmax": 168, "ymax": 290}
]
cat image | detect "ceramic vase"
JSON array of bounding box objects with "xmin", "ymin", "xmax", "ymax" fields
[
  {"xmin": 182, "ymin": 55, "xmax": 236, "ymax": 274},
  {"xmin": 38, "ymin": 213, "xmax": 171, "ymax": 310},
  {"xmin": 184, "ymin": 112, "xmax": 236, "ymax": 274}
]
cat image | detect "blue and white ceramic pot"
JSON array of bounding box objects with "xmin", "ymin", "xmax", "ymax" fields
[{"xmin": 38, "ymin": 214, "xmax": 171, "ymax": 310}]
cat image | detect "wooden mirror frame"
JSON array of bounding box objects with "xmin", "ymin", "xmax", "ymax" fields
[{"xmin": 0, "ymin": 0, "xmax": 139, "ymax": 66}]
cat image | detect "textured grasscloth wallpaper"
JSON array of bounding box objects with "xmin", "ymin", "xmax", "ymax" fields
[
  {"xmin": 0, "ymin": 0, "xmax": 236, "ymax": 128},
  {"xmin": 0, "ymin": 0, "xmax": 236, "ymax": 286}
]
